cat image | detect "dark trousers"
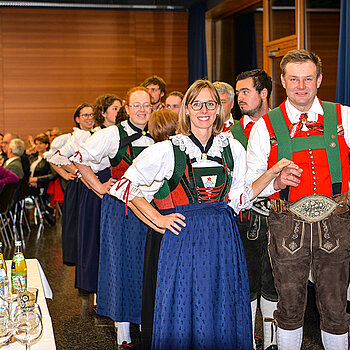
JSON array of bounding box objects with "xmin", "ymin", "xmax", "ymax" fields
[
  {"xmin": 268, "ymin": 210, "xmax": 350, "ymax": 334},
  {"xmin": 237, "ymin": 210, "xmax": 278, "ymax": 302}
]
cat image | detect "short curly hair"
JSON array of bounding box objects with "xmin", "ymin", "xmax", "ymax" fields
[
  {"xmin": 141, "ymin": 75, "xmax": 166, "ymax": 96},
  {"xmin": 93, "ymin": 94, "xmax": 123, "ymax": 127}
]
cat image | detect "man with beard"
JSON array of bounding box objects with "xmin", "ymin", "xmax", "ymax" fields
[
  {"xmin": 141, "ymin": 75, "xmax": 166, "ymax": 111},
  {"xmin": 232, "ymin": 69, "xmax": 277, "ymax": 350}
]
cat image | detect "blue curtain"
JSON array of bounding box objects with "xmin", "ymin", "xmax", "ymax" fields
[
  {"xmin": 336, "ymin": 0, "xmax": 350, "ymax": 105},
  {"xmin": 235, "ymin": 12, "xmax": 257, "ymax": 75},
  {"xmin": 188, "ymin": 1, "xmax": 208, "ymax": 86}
]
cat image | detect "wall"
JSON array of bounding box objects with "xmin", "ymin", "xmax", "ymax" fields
[{"xmin": 0, "ymin": 8, "xmax": 188, "ymax": 139}]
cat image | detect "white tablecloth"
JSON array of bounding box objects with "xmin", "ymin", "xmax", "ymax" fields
[{"xmin": 6, "ymin": 258, "xmax": 56, "ymax": 349}]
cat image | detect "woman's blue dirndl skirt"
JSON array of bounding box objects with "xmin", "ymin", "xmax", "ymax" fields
[
  {"xmin": 76, "ymin": 168, "xmax": 111, "ymax": 293},
  {"xmin": 61, "ymin": 179, "xmax": 82, "ymax": 266},
  {"xmin": 152, "ymin": 201, "xmax": 252, "ymax": 350},
  {"xmin": 97, "ymin": 194, "xmax": 148, "ymax": 323}
]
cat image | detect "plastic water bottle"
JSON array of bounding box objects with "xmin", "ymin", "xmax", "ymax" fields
[
  {"xmin": 0, "ymin": 259, "xmax": 9, "ymax": 310},
  {"xmin": 0, "ymin": 242, "xmax": 6, "ymax": 274},
  {"xmin": 11, "ymin": 241, "xmax": 27, "ymax": 294}
]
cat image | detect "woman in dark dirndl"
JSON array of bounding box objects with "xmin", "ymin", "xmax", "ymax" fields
[
  {"xmin": 72, "ymin": 87, "xmax": 154, "ymax": 347},
  {"xmin": 47, "ymin": 103, "xmax": 95, "ymax": 267},
  {"xmin": 110, "ymin": 80, "xmax": 295, "ymax": 350}
]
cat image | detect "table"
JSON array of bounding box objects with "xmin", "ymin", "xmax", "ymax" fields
[{"xmin": 5, "ymin": 259, "xmax": 56, "ymax": 349}]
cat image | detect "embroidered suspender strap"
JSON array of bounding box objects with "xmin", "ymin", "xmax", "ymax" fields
[
  {"xmin": 153, "ymin": 181, "xmax": 171, "ymax": 200},
  {"xmin": 230, "ymin": 122, "xmax": 248, "ymax": 150},
  {"xmin": 322, "ymin": 101, "xmax": 342, "ymax": 195},
  {"xmin": 222, "ymin": 143, "xmax": 234, "ymax": 172},
  {"xmin": 268, "ymin": 103, "xmax": 342, "ymax": 196},
  {"xmin": 184, "ymin": 155, "xmax": 198, "ymax": 203},
  {"xmin": 109, "ymin": 123, "xmax": 131, "ymax": 167},
  {"xmin": 220, "ymin": 144, "xmax": 234, "ymax": 200},
  {"xmin": 268, "ymin": 107, "xmax": 292, "ymax": 160},
  {"xmin": 167, "ymin": 144, "xmax": 187, "ymax": 192}
]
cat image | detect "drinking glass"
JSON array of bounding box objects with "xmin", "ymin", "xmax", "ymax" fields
[
  {"xmin": 13, "ymin": 309, "xmax": 42, "ymax": 350},
  {"xmin": 0, "ymin": 308, "xmax": 12, "ymax": 346}
]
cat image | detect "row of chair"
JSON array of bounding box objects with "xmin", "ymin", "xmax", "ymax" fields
[{"xmin": 0, "ymin": 176, "xmax": 60, "ymax": 248}]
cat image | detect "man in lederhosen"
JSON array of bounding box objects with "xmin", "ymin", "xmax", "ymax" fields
[{"xmin": 247, "ymin": 49, "xmax": 350, "ymax": 350}]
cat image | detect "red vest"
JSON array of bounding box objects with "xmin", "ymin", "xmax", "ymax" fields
[{"xmin": 263, "ymin": 100, "xmax": 349, "ymax": 201}]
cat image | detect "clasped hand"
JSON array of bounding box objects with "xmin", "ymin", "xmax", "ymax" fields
[{"xmin": 273, "ymin": 158, "xmax": 303, "ymax": 191}]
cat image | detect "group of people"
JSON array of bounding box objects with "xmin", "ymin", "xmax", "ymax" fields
[
  {"xmin": 7, "ymin": 49, "xmax": 348, "ymax": 350},
  {"xmin": 0, "ymin": 129, "xmax": 64, "ymax": 224}
]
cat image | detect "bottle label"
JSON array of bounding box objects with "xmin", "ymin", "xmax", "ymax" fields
[
  {"xmin": 14, "ymin": 255, "xmax": 25, "ymax": 264},
  {"xmin": 11, "ymin": 273, "xmax": 27, "ymax": 293}
]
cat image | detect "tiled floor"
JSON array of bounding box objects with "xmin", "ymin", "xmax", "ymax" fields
[{"xmin": 3, "ymin": 215, "xmax": 328, "ymax": 350}]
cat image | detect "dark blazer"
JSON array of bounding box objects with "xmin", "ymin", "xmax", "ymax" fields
[
  {"xmin": 29, "ymin": 154, "xmax": 58, "ymax": 188},
  {"xmin": 4, "ymin": 157, "xmax": 24, "ymax": 180}
]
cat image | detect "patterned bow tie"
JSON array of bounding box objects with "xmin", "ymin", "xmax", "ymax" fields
[
  {"xmin": 223, "ymin": 121, "xmax": 233, "ymax": 133},
  {"xmin": 244, "ymin": 121, "xmax": 254, "ymax": 138},
  {"xmin": 289, "ymin": 113, "xmax": 324, "ymax": 138}
]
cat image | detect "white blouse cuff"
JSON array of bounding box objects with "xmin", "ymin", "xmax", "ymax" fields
[
  {"xmin": 238, "ymin": 181, "xmax": 255, "ymax": 210},
  {"xmin": 109, "ymin": 177, "xmax": 145, "ymax": 202},
  {"xmin": 48, "ymin": 150, "xmax": 72, "ymax": 166},
  {"xmin": 70, "ymin": 151, "xmax": 90, "ymax": 166}
]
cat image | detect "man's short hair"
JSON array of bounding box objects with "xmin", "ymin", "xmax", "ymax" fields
[
  {"xmin": 280, "ymin": 49, "xmax": 322, "ymax": 77},
  {"xmin": 167, "ymin": 91, "xmax": 184, "ymax": 100},
  {"xmin": 236, "ymin": 69, "xmax": 272, "ymax": 102},
  {"xmin": 141, "ymin": 75, "xmax": 166, "ymax": 95},
  {"xmin": 213, "ymin": 82, "xmax": 235, "ymax": 104},
  {"xmin": 9, "ymin": 138, "xmax": 25, "ymax": 157}
]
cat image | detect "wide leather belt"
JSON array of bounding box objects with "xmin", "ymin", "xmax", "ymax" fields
[{"xmin": 271, "ymin": 193, "xmax": 349, "ymax": 223}]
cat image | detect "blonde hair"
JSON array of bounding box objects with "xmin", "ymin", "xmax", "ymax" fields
[
  {"xmin": 177, "ymin": 80, "xmax": 224, "ymax": 136},
  {"xmin": 148, "ymin": 109, "xmax": 178, "ymax": 142}
]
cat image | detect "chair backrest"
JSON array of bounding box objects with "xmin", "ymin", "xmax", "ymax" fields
[
  {"xmin": 13, "ymin": 175, "xmax": 29, "ymax": 203},
  {"xmin": 0, "ymin": 182, "xmax": 19, "ymax": 213}
]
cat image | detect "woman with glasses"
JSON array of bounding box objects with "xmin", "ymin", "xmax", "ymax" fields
[
  {"xmin": 47, "ymin": 103, "xmax": 95, "ymax": 267},
  {"xmin": 72, "ymin": 87, "xmax": 154, "ymax": 347},
  {"xmin": 109, "ymin": 80, "xmax": 296, "ymax": 349},
  {"xmin": 49, "ymin": 96, "xmax": 121, "ymax": 288}
]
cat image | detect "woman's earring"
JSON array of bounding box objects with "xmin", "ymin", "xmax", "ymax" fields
[
  {"xmin": 216, "ymin": 114, "xmax": 219, "ymax": 118},
  {"xmin": 186, "ymin": 114, "xmax": 190, "ymax": 118}
]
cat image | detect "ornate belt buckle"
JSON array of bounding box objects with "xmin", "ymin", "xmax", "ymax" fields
[
  {"xmin": 272, "ymin": 198, "xmax": 283, "ymax": 214},
  {"xmin": 289, "ymin": 194, "xmax": 338, "ymax": 222}
]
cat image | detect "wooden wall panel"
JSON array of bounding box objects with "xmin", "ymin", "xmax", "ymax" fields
[
  {"xmin": 0, "ymin": 8, "xmax": 188, "ymax": 138},
  {"xmin": 134, "ymin": 11, "xmax": 188, "ymax": 94},
  {"xmin": 308, "ymin": 12, "xmax": 339, "ymax": 102}
]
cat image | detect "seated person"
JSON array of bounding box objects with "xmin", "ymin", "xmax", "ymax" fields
[
  {"xmin": 0, "ymin": 166, "xmax": 19, "ymax": 192},
  {"xmin": 28, "ymin": 133, "xmax": 57, "ymax": 190},
  {"xmin": 4, "ymin": 138, "xmax": 25, "ymax": 180},
  {"xmin": 28, "ymin": 134, "xmax": 58, "ymax": 225}
]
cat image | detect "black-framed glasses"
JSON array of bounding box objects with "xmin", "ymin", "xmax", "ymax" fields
[
  {"xmin": 129, "ymin": 103, "xmax": 152, "ymax": 111},
  {"xmin": 80, "ymin": 113, "xmax": 94, "ymax": 119},
  {"xmin": 190, "ymin": 101, "xmax": 217, "ymax": 111}
]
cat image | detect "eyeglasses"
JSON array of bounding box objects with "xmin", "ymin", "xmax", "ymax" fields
[
  {"xmin": 80, "ymin": 113, "xmax": 94, "ymax": 119},
  {"xmin": 190, "ymin": 101, "xmax": 217, "ymax": 111},
  {"xmin": 129, "ymin": 103, "xmax": 152, "ymax": 111}
]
